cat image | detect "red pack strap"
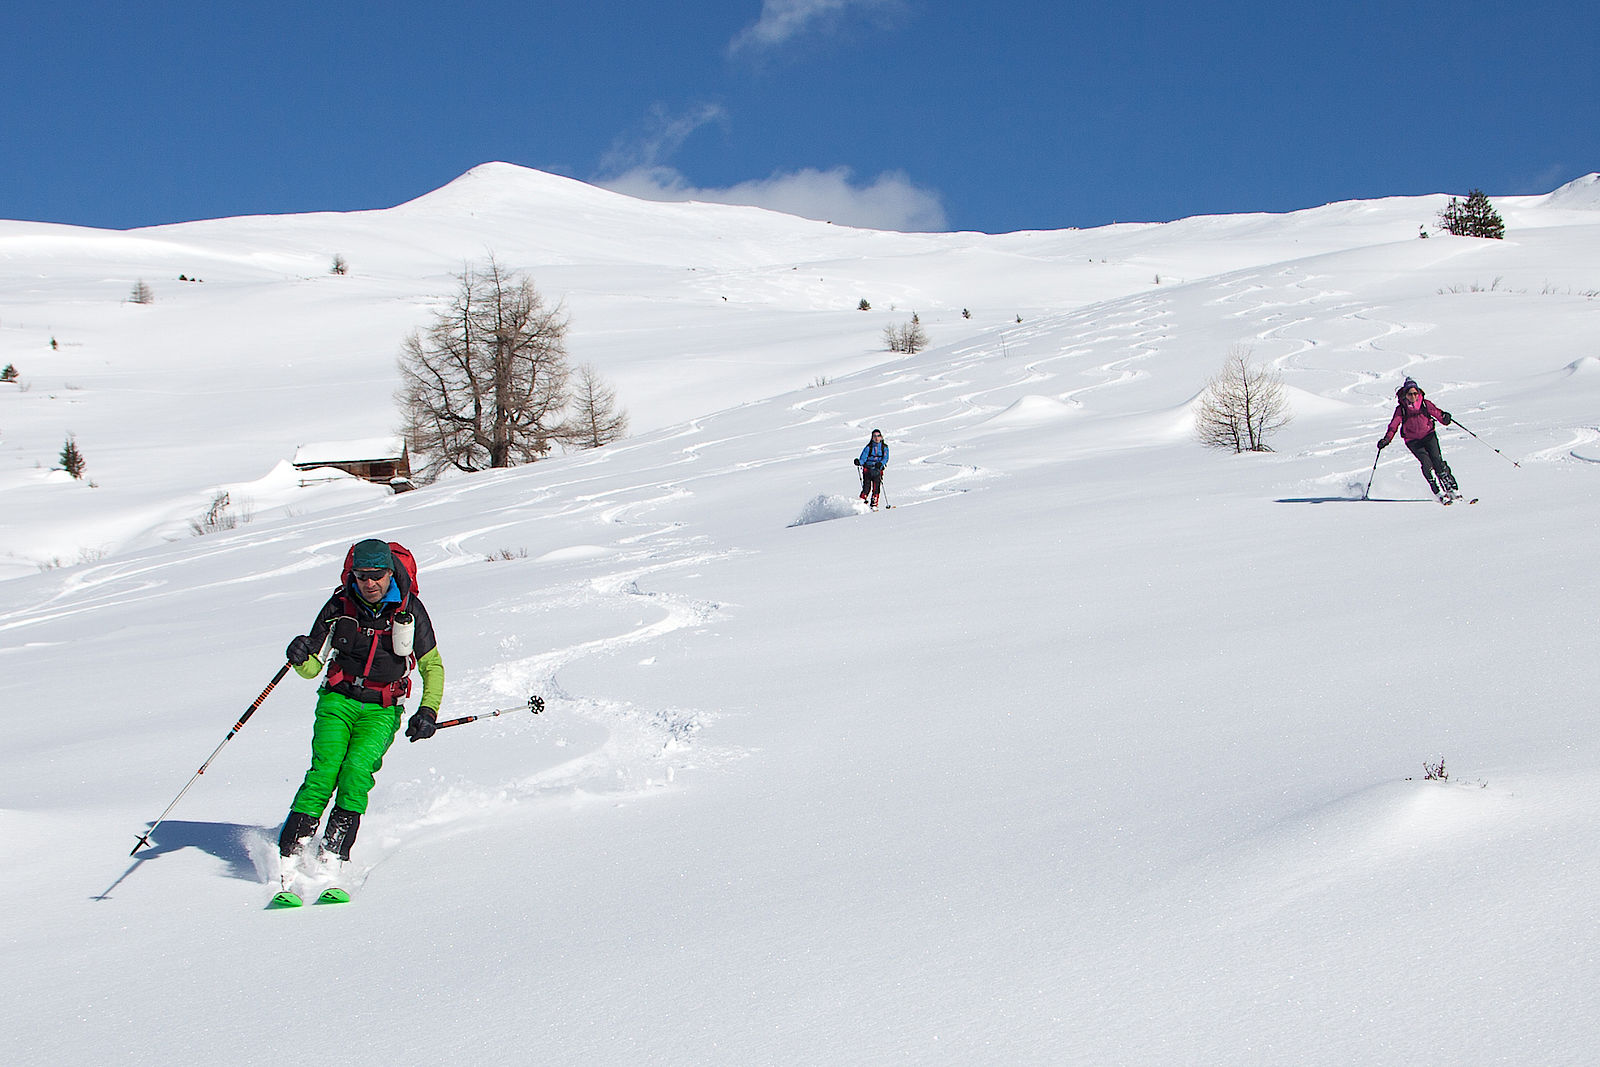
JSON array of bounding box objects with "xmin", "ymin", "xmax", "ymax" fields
[{"xmin": 325, "ymin": 665, "xmax": 413, "ymax": 707}]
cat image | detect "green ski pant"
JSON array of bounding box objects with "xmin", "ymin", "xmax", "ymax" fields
[{"xmin": 289, "ymin": 690, "xmax": 402, "ymax": 817}]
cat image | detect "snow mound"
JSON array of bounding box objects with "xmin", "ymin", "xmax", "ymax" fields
[
  {"xmin": 981, "ymin": 394, "xmax": 1080, "ymax": 427},
  {"xmin": 1282, "ymin": 384, "xmax": 1353, "ymax": 417},
  {"xmin": 1541, "ymin": 173, "xmax": 1600, "ymax": 210},
  {"xmin": 789, "ymin": 494, "xmax": 862, "ymax": 526}
]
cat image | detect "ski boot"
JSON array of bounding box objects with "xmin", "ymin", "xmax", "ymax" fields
[
  {"xmin": 319, "ymin": 807, "xmax": 362, "ymax": 863},
  {"xmin": 272, "ymin": 811, "xmax": 321, "ymax": 906},
  {"xmin": 277, "ymin": 811, "xmax": 320, "ymax": 858}
]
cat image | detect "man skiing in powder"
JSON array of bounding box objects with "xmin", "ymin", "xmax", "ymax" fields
[
  {"xmin": 1378, "ymin": 377, "xmax": 1462, "ymax": 502},
  {"xmin": 855, "ymin": 429, "xmax": 889, "ymax": 509},
  {"xmin": 278, "ymin": 538, "xmax": 444, "ymax": 872}
]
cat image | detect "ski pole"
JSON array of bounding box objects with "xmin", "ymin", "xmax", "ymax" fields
[
  {"xmin": 1362, "ymin": 448, "xmax": 1381, "ymax": 499},
  {"xmin": 434, "ymin": 693, "xmax": 545, "ymax": 731},
  {"xmin": 1449, "ymin": 418, "xmax": 1521, "ymax": 468},
  {"xmin": 131, "ymin": 662, "xmax": 293, "ymax": 856}
]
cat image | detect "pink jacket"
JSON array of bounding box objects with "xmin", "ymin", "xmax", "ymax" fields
[{"xmin": 1380, "ymin": 397, "xmax": 1446, "ymax": 446}]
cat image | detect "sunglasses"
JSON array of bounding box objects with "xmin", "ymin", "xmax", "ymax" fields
[{"xmin": 353, "ymin": 569, "xmax": 391, "ymax": 583}]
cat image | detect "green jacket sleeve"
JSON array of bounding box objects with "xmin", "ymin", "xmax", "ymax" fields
[{"xmin": 416, "ymin": 646, "xmax": 444, "ymax": 712}]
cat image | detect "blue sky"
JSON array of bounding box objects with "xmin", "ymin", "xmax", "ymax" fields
[{"xmin": 3, "ymin": 0, "xmax": 1595, "ymax": 233}]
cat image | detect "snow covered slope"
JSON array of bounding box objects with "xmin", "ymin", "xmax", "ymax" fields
[{"xmin": 3, "ymin": 168, "xmax": 1600, "ymax": 1064}]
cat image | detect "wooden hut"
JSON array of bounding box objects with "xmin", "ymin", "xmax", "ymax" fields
[{"xmin": 292, "ymin": 437, "xmax": 414, "ymax": 492}]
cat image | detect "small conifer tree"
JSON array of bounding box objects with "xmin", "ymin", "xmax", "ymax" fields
[
  {"xmin": 1438, "ymin": 189, "xmax": 1505, "ymax": 239},
  {"xmin": 1, "ymin": 363, "xmax": 17, "ymax": 382},
  {"xmin": 60, "ymin": 435, "xmax": 86, "ymax": 479}
]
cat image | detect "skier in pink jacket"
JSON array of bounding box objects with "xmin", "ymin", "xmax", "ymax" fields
[{"xmin": 1378, "ymin": 377, "xmax": 1461, "ymax": 502}]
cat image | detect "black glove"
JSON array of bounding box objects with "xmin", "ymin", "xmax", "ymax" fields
[
  {"xmin": 286, "ymin": 634, "xmax": 314, "ymax": 666},
  {"xmin": 406, "ymin": 707, "xmax": 438, "ymax": 742},
  {"xmin": 854, "ymin": 458, "xmax": 861, "ymax": 466},
  {"xmin": 1377, "ymin": 439, "xmax": 1389, "ymax": 451},
  {"xmin": 1440, "ymin": 411, "xmax": 1452, "ymax": 425}
]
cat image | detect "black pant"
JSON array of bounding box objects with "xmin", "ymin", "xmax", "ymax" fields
[
  {"xmin": 860, "ymin": 465, "xmax": 884, "ymax": 502},
  {"xmin": 1406, "ymin": 431, "xmax": 1457, "ymax": 494}
]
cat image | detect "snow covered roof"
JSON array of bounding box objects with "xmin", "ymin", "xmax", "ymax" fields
[{"xmin": 292, "ymin": 437, "xmax": 406, "ymax": 466}]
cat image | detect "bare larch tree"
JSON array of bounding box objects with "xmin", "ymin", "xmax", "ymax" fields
[
  {"xmin": 399, "ymin": 258, "xmax": 571, "ymax": 479},
  {"xmin": 560, "ymin": 363, "xmax": 629, "ymax": 449},
  {"xmin": 1194, "ymin": 346, "xmax": 1292, "ymax": 453}
]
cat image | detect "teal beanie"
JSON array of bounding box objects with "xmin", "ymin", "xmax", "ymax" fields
[{"xmin": 351, "ymin": 538, "xmax": 394, "ymax": 571}]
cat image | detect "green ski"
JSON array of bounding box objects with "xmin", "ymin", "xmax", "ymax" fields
[
  {"xmin": 316, "ymin": 887, "xmax": 351, "ymax": 905},
  {"xmin": 268, "ymin": 890, "xmax": 304, "ymax": 909}
]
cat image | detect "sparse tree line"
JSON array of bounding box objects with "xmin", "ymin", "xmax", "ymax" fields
[
  {"xmin": 24, "ymin": 256, "xmax": 631, "ymax": 502},
  {"xmin": 2, "ymin": 363, "xmax": 96, "ymax": 480},
  {"xmin": 121, "ymin": 251, "xmax": 350, "ymax": 305},
  {"xmin": 41, "ymin": 189, "xmax": 1518, "ymax": 504},
  {"xmin": 882, "ymin": 313, "xmax": 929, "ymax": 354}
]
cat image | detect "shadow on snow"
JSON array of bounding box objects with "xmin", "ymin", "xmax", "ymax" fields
[{"xmin": 94, "ymin": 819, "xmax": 263, "ymax": 901}]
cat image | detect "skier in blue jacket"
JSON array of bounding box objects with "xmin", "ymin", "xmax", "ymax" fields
[{"xmin": 854, "ymin": 429, "xmax": 888, "ymax": 509}]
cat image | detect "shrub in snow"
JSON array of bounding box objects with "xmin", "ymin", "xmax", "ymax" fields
[
  {"xmin": 190, "ymin": 491, "xmax": 251, "ymax": 535},
  {"xmin": 858, "ymin": 298, "xmax": 871, "ymax": 311},
  {"xmin": 1, "ymin": 363, "xmax": 17, "ymax": 382},
  {"xmin": 129, "ymin": 280, "xmax": 154, "ymax": 304}
]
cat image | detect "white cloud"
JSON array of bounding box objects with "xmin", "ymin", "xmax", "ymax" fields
[
  {"xmin": 598, "ymin": 164, "xmax": 948, "ymax": 233},
  {"xmin": 599, "ymin": 103, "xmax": 730, "ymax": 175},
  {"xmin": 728, "ymin": 0, "xmax": 904, "ymax": 56}
]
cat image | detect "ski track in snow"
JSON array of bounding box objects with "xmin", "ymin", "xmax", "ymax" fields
[
  {"xmin": 14, "ymin": 230, "xmax": 1578, "ymax": 905},
  {"xmin": 326, "ymin": 470, "xmax": 746, "ymax": 874},
  {"xmin": 1528, "ymin": 425, "xmax": 1600, "ymax": 464}
]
